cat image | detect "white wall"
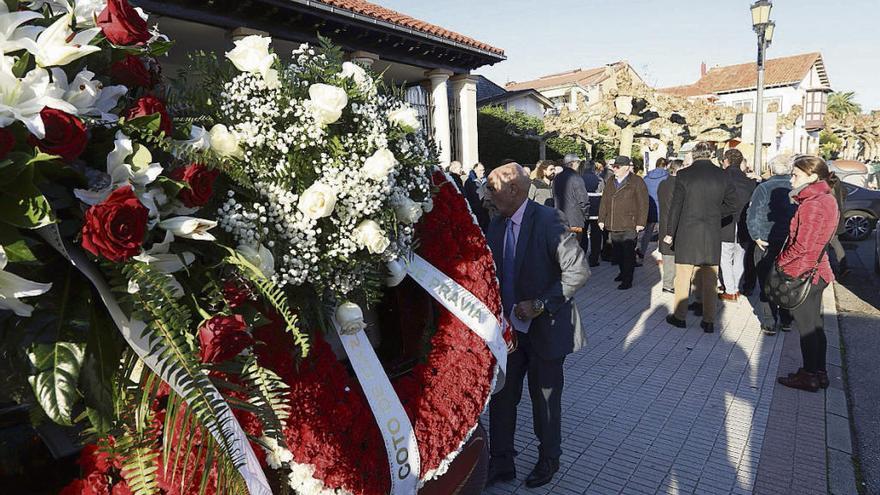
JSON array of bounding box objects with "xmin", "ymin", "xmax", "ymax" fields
[{"xmin": 506, "ymin": 95, "xmax": 547, "ymax": 118}]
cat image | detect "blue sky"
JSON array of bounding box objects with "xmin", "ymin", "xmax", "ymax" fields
[{"xmin": 379, "ymin": 0, "xmax": 880, "ymax": 110}]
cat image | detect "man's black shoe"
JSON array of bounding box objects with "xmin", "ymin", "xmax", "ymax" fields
[
  {"xmin": 761, "ymin": 324, "xmax": 777, "ymax": 335},
  {"xmin": 688, "ymin": 302, "xmax": 703, "ymax": 317},
  {"xmin": 485, "ymin": 460, "xmax": 516, "ymax": 487},
  {"xmin": 614, "ymin": 274, "xmax": 623, "ymax": 282},
  {"xmin": 779, "ymin": 322, "xmax": 792, "ymax": 332},
  {"xmin": 617, "ymin": 282, "xmax": 632, "ymax": 290},
  {"xmin": 662, "ymin": 288, "xmax": 674, "ymax": 294},
  {"xmin": 525, "ymin": 457, "xmax": 559, "ymax": 488},
  {"xmin": 701, "ymin": 321, "xmax": 714, "ymax": 333},
  {"xmin": 666, "ymin": 315, "xmax": 686, "ymax": 328}
]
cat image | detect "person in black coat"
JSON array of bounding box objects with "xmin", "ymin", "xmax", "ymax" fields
[
  {"xmin": 580, "ymin": 160, "xmax": 604, "ymax": 266},
  {"xmin": 657, "ymin": 159, "xmax": 683, "ymax": 293},
  {"xmin": 718, "ymin": 149, "xmax": 757, "ymax": 301},
  {"xmin": 464, "ymin": 162, "xmax": 490, "ymax": 232},
  {"xmin": 552, "ymin": 154, "xmax": 590, "ymax": 237},
  {"xmin": 663, "ymin": 142, "xmax": 738, "ymax": 333}
]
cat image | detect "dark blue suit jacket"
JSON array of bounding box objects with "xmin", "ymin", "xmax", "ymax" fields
[{"xmin": 487, "ymin": 200, "xmax": 590, "ymax": 360}]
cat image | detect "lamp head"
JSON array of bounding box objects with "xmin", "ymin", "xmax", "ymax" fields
[
  {"xmin": 751, "ymin": 0, "xmax": 772, "ymax": 27},
  {"xmin": 764, "ymin": 21, "xmax": 775, "ymax": 45}
]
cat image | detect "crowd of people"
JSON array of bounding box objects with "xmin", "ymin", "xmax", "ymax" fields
[{"xmin": 449, "ymin": 145, "xmax": 843, "ymax": 489}]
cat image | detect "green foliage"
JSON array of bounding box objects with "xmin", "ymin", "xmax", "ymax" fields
[
  {"xmin": 827, "ymin": 91, "xmax": 862, "ymax": 118},
  {"xmin": 119, "ymin": 441, "xmax": 161, "ymax": 495},
  {"xmin": 477, "ymin": 106, "xmax": 588, "ymax": 167},
  {"xmin": 242, "ymin": 356, "xmax": 291, "ymax": 444},
  {"xmin": 26, "ymin": 342, "xmax": 86, "ymax": 425},
  {"xmin": 0, "ymin": 154, "xmax": 55, "ymax": 229},
  {"xmin": 819, "ymin": 129, "xmax": 843, "ymax": 160}
]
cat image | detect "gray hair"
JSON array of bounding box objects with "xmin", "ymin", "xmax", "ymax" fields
[
  {"xmin": 692, "ymin": 141, "xmax": 716, "ymax": 160},
  {"xmin": 768, "ymin": 153, "xmax": 794, "ymax": 176}
]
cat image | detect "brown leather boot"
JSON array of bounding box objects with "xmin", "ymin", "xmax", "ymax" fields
[
  {"xmin": 778, "ymin": 369, "xmax": 819, "ymax": 392},
  {"xmin": 788, "ymin": 369, "xmax": 830, "ymax": 389}
]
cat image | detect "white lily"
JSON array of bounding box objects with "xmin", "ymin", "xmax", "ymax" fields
[
  {"xmin": 51, "ymin": 68, "xmax": 126, "ymax": 120},
  {"xmin": 23, "ymin": 1, "xmax": 108, "ymax": 28},
  {"xmin": 159, "ymin": 217, "xmax": 218, "ymax": 241},
  {"xmin": 0, "ymin": 3, "xmax": 44, "ymax": 54},
  {"xmin": 0, "ymin": 56, "xmax": 76, "ymax": 138},
  {"xmin": 236, "ymin": 243, "xmax": 275, "ymax": 278},
  {"xmin": 74, "ymin": 132, "xmax": 162, "ymax": 205},
  {"xmin": 133, "ymin": 231, "xmax": 195, "ymax": 274},
  {"xmin": 21, "ymin": 13, "xmax": 101, "ymax": 68},
  {"xmin": 174, "ymin": 124, "xmax": 210, "ymax": 156},
  {"xmin": 0, "ymin": 246, "xmax": 53, "ymax": 317}
]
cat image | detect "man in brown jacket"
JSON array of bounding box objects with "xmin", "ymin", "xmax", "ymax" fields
[{"xmin": 598, "ymin": 156, "xmax": 649, "ymax": 289}]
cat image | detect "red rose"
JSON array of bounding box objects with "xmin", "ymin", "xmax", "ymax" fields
[
  {"xmin": 198, "ymin": 314, "xmax": 253, "ymax": 363},
  {"xmin": 96, "ymin": 0, "xmax": 150, "ymax": 46},
  {"xmin": 110, "ymin": 55, "xmax": 152, "ymax": 89},
  {"xmin": 169, "ymin": 163, "xmax": 220, "ymax": 207},
  {"xmin": 81, "ymin": 186, "xmax": 149, "ymax": 263},
  {"xmin": 123, "ymin": 95, "xmax": 172, "ymax": 136},
  {"xmin": 28, "ymin": 108, "xmax": 87, "ymax": 162},
  {"xmin": 222, "ymin": 279, "xmax": 252, "ymax": 308},
  {"xmin": 0, "ymin": 127, "xmax": 15, "ymax": 159}
]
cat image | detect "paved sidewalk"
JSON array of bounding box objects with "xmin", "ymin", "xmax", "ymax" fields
[{"xmin": 483, "ymin": 253, "xmax": 836, "ymax": 495}]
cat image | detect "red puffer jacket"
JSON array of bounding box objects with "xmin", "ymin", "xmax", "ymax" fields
[{"xmin": 776, "ymin": 180, "xmax": 838, "ymax": 284}]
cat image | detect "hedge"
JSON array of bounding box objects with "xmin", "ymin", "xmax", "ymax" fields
[{"xmin": 477, "ymin": 106, "xmax": 588, "ymax": 168}]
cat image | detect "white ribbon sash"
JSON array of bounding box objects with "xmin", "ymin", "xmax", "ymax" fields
[
  {"xmin": 403, "ymin": 254, "xmax": 507, "ymax": 393},
  {"xmin": 331, "ymin": 318, "xmax": 420, "ymax": 494},
  {"xmin": 36, "ymin": 226, "xmax": 272, "ymax": 495}
]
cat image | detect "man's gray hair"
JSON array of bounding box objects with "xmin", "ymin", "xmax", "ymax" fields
[{"xmin": 768, "ymin": 153, "xmax": 794, "ymax": 175}]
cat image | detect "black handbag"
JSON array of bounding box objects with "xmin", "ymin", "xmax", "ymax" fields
[{"xmin": 764, "ymin": 240, "xmax": 829, "ymax": 310}]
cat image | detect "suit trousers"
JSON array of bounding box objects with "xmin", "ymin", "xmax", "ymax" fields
[
  {"xmin": 753, "ymin": 242, "xmax": 792, "ymax": 327},
  {"xmin": 610, "ymin": 230, "xmax": 638, "ymax": 284},
  {"xmin": 662, "ymin": 254, "xmax": 676, "ymax": 291},
  {"xmin": 791, "ymin": 279, "xmax": 828, "ymax": 372},
  {"xmin": 489, "ymin": 331, "xmax": 565, "ymax": 465},
  {"xmin": 720, "ymin": 242, "xmax": 746, "ymax": 295},
  {"xmin": 673, "ymin": 263, "xmax": 719, "ymax": 323},
  {"xmin": 582, "ymin": 220, "xmax": 603, "ymax": 263},
  {"xmin": 637, "ymin": 222, "xmax": 657, "ymax": 257}
]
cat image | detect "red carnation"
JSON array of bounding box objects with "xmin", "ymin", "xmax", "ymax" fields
[
  {"xmin": 169, "ymin": 163, "xmax": 220, "ymax": 207},
  {"xmin": 123, "ymin": 95, "xmax": 172, "ymax": 136},
  {"xmin": 81, "ymin": 186, "xmax": 149, "ymax": 263},
  {"xmin": 198, "ymin": 314, "xmax": 253, "ymax": 363},
  {"xmin": 82, "ymin": 471, "xmax": 111, "ymax": 495},
  {"xmin": 0, "ymin": 127, "xmax": 14, "ymax": 159},
  {"xmin": 110, "ymin": 55, "xmax": 152, "ymax": 89},
  {"xmin": 28, "ymin": 108, "xmax": 87, "ymax": 162},
  {"xmin": 59, "ymin": 480, "xmax": 85, "ymax": 495},
  {"xmin": 96, "ymin": 0, "xmax": 150, "ymax": 46},
  {"xmin": 110, "ymin": 481, "xmax": 133, "ymax": 495}
]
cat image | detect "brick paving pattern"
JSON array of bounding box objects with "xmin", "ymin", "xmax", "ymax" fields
[{"xmin": 482, "ymin": 255, "xmax": 829, "ymax": 495}]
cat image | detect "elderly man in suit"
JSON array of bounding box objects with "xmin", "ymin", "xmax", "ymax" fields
[
  {"xmin": 485, "ymin": 162, "xmax": 590, "ymax": 488},
  {"xmin": 663, "ymin": 142, "xmax": 737, "ymax": 333}
]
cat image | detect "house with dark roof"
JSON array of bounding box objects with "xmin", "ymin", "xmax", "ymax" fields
[
  {"xmin": 132, "ymin": 0, "xmax": 506, "ymax": 168},
  {"xmin": 505, "ymin": 62, "xmax": 644, "ymax": 114},
  {"xmin": 474, "ymin": 76, "xmax": 552, "ymax": 118},
  {"xmin": 659, "ymin": 52, "xmax": 831, "ymax": 156}
]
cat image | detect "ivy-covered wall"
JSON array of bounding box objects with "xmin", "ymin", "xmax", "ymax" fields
[{"xmin": 477, "ymin": 106, "xmax": 588, "ymax": 168}]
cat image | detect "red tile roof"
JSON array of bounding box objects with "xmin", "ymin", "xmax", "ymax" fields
[
  {"xmin": 504, "ymin": 62, "xmax": 628, "ymax": 92},
  {"xmin": 658, "ymin": 52, "xmax": 829, "ymax": 97},
  {"xmin": 315, "ymin": 0, "xmax": 504, "ymax": 56}
]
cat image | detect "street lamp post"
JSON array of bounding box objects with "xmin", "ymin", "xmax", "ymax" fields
[{"xmin": 751, "ymin": 1, "xmax": 774, "ymax": 176}]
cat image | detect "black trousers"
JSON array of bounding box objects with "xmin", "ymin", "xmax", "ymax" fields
[
  {"xmin": 489, "ymin": 331, "xmax": 565, "ymax": 465},
  {"xmin": 579, "ymin": 220, "xmax": 603, "ymax": 263},
  {"xmin": 754, "ymin": 242, "xmax": 793, "ymax": 327},
  {"xmin": 610, "ymin": 230, "xmax": 638, "ymax": 284},
  {"xmin": 791, "ymin": 279, "xmax": 828, "ymax": 372}
]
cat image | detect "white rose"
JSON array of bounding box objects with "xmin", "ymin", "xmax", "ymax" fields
[
  {"xmin": 353, "ymin": 220, "xmax": 390, "ymax": 255},
  {"xmin": 225, "ymin": 35, "xmax": 277, "ymax": 78},
  {"xmin": 308, "ymin": 83, "xmax": 348, "ymax": 125},
  {"xmin": 362, "ymin": 148, "xmax": 397, "ymax": 181},
  {"xmin": 394, "ymin": 197, "xmax": 422, "ymax": 225},
  {"xmin": 385, "ymin": 259, "xmax": 407, "ymax": 287},
  {"xmin": 297, "ymin": 182, "xmax": 337, "ymax": 219},
  {"xmin": 209, "ymin": 124, "xmax": 244, "ymax": 158},
  {"xmin": 388, "ymin": 106, "xmax": 420, "ymax": 133},
  {"xmin": 335, "ymin": 301, "xmax": 365, "ymax": 335},
  {"xmin": 339, "ymin": 61, "xmax": 373, "ymax": 93},
  {"xmin": 237, "ymin": 243, "xmax": 275, "ymax": 278}
]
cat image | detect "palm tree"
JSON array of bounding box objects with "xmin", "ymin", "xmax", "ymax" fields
[{"xmin": 827, "ymin": 91, "xmax": 862, "ymax": 118}]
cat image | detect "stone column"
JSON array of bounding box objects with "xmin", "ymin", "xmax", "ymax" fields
[
  {"xmin": 349, "ymin": 50, "xmax": 379, "ymax": 69},
  {"xmin": 426, "ymin": 69, "xmax": 453, "ymax": 167},
  {"xmin": 451, "ymin": 74, "xmax": 479, "ymax": 169}
]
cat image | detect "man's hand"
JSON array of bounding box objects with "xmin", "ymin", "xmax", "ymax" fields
[
  {"xmin": 636, "ymin": 225, "xmax": 645, "ymax": 232},
  {"xmin": 663, "ymin": 235, "xmax": 673, "ymax": 245},
  {"xmin": 598, "ymin": 222, "xmax": 605, "ymax": 230},
  {"xmin": 514, "ymin": 300, "xmax": 541, "ymax": 321},
  {"xmin": 755, "ymin": 239, "xmax": 769, "ymax": 250}
]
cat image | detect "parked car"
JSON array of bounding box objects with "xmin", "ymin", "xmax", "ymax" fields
[
  {"xmin": 874, "ymin": 219, "xmax": 880, "ymax": 274},
  {"xmin": 841, "ymin": 183, "xmax": 880, "ymax": 241}
]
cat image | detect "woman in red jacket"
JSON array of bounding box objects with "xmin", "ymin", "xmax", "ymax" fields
[{"xmin": 776, "ymin": 155, "xmax": 839, "ymax": 392}]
